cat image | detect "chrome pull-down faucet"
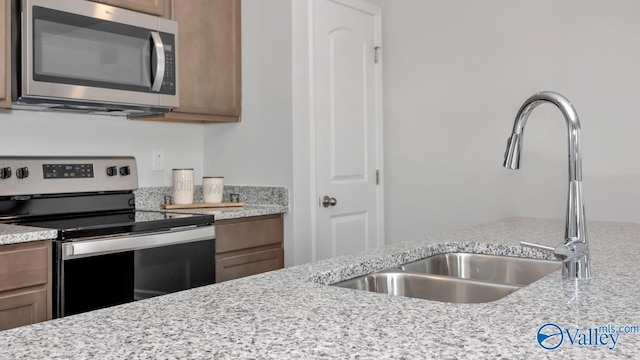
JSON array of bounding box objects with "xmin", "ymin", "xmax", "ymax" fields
[{"xmin": 503, "ymin": 91, "xmax": 591, "ymax": 279}]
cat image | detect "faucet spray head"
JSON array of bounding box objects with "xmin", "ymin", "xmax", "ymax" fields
[{"xmin": 503, "ymin": 133, "xmax": 522, "ymax": 169}]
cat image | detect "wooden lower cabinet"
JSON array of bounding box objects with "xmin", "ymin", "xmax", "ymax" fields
[
  {"xmin": 0, "ymin": 287, "xmax": 48, "ymax": 331},
  {"xmin": 0, "ymin": 241, "xmax": 52, "ymax": 332},
  {"xmin": 216, "ymin": 247, "xmax": 283, "ymax": 283},
  {"xmin": 215, "ymin": 214, "xmax": 284, "ymax": 283}
]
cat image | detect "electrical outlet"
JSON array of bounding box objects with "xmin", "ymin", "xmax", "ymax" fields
[{"xmin": 152, "ymin": 149, "xmax": 164, "ymax": 171}]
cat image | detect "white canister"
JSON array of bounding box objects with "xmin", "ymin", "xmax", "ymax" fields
[
  {"xmin": 172, "ymin": 169, "xmax": 194, "ymax": 205},
  {"xmin": 203, "ymin": 176, "xmax": 224, "ymax": 203}
]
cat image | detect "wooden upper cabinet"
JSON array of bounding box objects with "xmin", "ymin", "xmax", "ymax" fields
[
  {"xmin": 141, "ymin": 0, "xmax": 242, "ymax": 123},
  {"xmin": 0, "ymin": 0, "xmax": 11, "ymax": 108},
  {"xmin": 90, "ymin": 0, "xmax": 172, "ymax": 18}
]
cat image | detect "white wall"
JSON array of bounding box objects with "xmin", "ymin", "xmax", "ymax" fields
[
  {"xmin": 203, "ymin": 0, "xmax": 294, "ymax": 263},
  {"xmin": 203, "ymin": 0, "xmax": 292, "ymax": 187},
  {"xmin": 375, "ymin": 0, "xmax": 640, "ymax": 244},
  {"xmin": 0, "ymin": 110, "xmax": 203, "ymax": 187}
]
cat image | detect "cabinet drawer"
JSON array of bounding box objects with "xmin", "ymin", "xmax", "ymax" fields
[
  {"xmin": 0, "ymin": 287, "xmax": 48, "ymax": 331},
  {"xmin": 216, "ymin": 215, "xmax": 283, "ymax": 254},
  {"xmin": 0, "ymin": 241, "xmax": 49, "ymax": 293},
  {"xmin": 216, "ymin": 247, "xmax": 284, "ymax": 283}
]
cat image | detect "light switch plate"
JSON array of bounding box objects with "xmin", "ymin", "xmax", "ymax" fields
[{"xmin": 152, "ymin": 149, "xmax": 164, "ymax": 171}]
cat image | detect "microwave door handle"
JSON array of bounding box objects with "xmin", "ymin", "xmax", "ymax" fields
[{"xmin": 150, "ymin": 31, "xmax": 166, "ymax": 92}]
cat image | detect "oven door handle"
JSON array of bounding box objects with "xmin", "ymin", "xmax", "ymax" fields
[{"xmin": 62, "ymin": 226, "xmax": 215, "ymax": 260}]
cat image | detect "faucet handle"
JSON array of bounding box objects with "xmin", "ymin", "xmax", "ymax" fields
[{"xmin": 521, "ymin": 239, "xmax": 588, "ymax": 262}]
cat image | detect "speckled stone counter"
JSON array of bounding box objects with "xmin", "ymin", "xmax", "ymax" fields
[
  {"xmin": 1, "ymin": 217, "xmax": 638, "ymax": 359},
  {"xmin": 166, "ymin": 204, "xmax": 288, "ymax": 220},
  {"xmin": 135, "ymin": 185, "xmax": 289, "ymax": 220},
  {"xmin": 0, "ymin": 224, "xmax": 57, "ymax": 245}
]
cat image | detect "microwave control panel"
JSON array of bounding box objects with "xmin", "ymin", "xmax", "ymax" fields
[{"xmin": 159, "ymin": 32, "xmax": 176, "ymax": 95}]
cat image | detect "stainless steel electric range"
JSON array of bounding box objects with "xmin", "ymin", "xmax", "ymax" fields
[{"xmin": 0, "ymin": 156, "xmax": 215, "ymax": 318}]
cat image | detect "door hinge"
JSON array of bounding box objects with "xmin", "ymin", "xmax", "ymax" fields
[
  {"xmin": 374, "ymin": 46, "xmax": 381, "ymax": 63},
  {"xmin": 376, "ymin": 169, "xmax": 380, "ymax": 185}
]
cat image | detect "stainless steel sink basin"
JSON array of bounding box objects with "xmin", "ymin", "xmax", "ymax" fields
[
  {"xmin": 333, "ymin": 271, "xmax": 520, "ymax": 303},
  {"xmin": 331, "ymin": 253, "xmax": 561, "ymax": 303},
  {"xmin": 401, "ymin": 253, "xmax": 561, "ymax": 286}
]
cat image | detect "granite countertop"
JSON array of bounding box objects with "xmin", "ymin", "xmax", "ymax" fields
[
  {"xmin": 0, "ymin": 224, "xmax": 57, "ymax": 245},
  {"xmin": 1, "ymin": 217, "xmax": 639, "ymax": 359},
  {"xmin": 163, "ymin": 204, "xmax": 288, "ymax": 220},
  {"xmin": 134, "ymin": 185, "xmax": 289, "ymax": 220},
  {"xmin": 0, "ymin": 185, "xmax": 287, "ymax": 244}
]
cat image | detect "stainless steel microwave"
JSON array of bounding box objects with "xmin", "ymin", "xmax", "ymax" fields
[{"xmin": 12, "ymin": 0, "xmax": 179, "ymax": 115}]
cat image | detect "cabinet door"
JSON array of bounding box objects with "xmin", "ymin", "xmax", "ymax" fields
[
  {"xmin": 0, "ymin": 0, "xmax": 11, "ymax": 108},
  {"xmin": 167, "ymin": 0, "xmax": 241, "ymax": 122},
  {"xmin": 216, "ymin": 215, "xmax": 284, "ymax": 254},
  {"xmin": 0, "ymin": 241, "xmax": 52, "ymax": 330},
  {"xmin": 0, "ymin": 241, "xmax": 49, "ymax": 293},
  {"xmin": 0, "ymin": 287, "xmax": 48, "ymax": 331},
  {"xmin": 92, "ymin": 0, "xmax": 172, "ymax": 18},
  {"xmin": 215, "ymin": 214, "xmax": 284, "ymax": 282},
  {"xmin": 216, "ymin": 247, "xmax": 284, "ymax": 283}
]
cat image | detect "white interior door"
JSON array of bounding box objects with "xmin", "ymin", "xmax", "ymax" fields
[{"xmin": 314, "ymin": 0, "xmax": 383, "ymax": 260}]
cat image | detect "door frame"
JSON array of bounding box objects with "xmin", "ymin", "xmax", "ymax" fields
[{"xmin": 292, "ymin": 0, "xmax": 384, "ymax": 264}]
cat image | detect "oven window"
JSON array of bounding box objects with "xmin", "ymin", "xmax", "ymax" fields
[
  {"xmin": 133, "ymin": 239, "xmax": 216, "ymax": 300},
  {"xmin": 64, "ymin": 251, "xmax": 134, "ymax": 316},
  {"xmin": 61, "ymin": 239, "xmax": 215, "ymax": 317}
]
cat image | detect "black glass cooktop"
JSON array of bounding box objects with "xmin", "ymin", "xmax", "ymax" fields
[{"xmin": 19, "ymin": 210, "xmax": 214, "ymax": 241}]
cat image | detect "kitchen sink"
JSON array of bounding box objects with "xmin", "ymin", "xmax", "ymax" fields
[
  {"xmin": 333, "ymin": 270, "xmax": 520, "ymax": 303},
  {"xmin": 331, "ymin": 253, "xmax": 561, "ymax": 303},
  {"xmin": 400, "ymin": 252, "xmax": 561, "ymax": 286}
]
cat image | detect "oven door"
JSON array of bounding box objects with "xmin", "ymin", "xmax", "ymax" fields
[
  {"xmin": 54, "ymin": 226, "xmax": 215, "ymax": 318},
  {"xmin": 20, "ymin": 0, "xmax": 178, "ymax": 108}
]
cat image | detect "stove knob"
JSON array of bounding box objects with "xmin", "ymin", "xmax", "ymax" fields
[
  {"xmin": 16, "ymin": 167, "xmax": 29, "ymax": 179},
  {"xmin": 106, "ymin": 166, "xmax": 118, "ymax": 177},
  {"xmin": 0, "ymin": 167, "xmax": 11, "ymax": 179},
  {"xmin": 119, "ymin": 166, "xmax": 131, "ymax": 176}
]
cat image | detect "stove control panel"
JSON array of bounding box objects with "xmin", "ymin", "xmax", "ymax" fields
[
  {"xmin": 0, "ymin": 156, "xmax": 138, "ymax": 196},
  {"xmin": 44, "ymin": 164, "xmax": 94, "ymax": 179}
]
